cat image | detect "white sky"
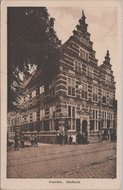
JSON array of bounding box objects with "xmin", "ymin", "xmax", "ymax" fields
[{"xmin": 47, "ymin": 7, "xmax": 120, "ymax": 98}]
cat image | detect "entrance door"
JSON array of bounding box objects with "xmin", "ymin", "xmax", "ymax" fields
[{"xmin": 82, "ymin": 119, "xmax": 87, "ymax": 133}]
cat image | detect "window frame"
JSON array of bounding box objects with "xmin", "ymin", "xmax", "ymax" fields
[
  {"xmin": 92, "ymin": 86, "xmax": 98, "ymax": 102},
  {"xmin": 67, "ymin": 77, "xmax": 76, "ymax": 97}
]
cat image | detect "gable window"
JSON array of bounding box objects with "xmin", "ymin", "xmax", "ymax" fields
[
  {"xmin": 105, "ymin": 74, "xmax": 111, "ymax": 85},
  {"xmin": 68, "ymin": 77, "xmax": 76, "ymax": 96},
  {"xmin": 93, "ymin": 86, "xmax": 98, "ymax": 102},
  {"xmin": 75, "ymin": 60, "xmax": 82, "ymax": 72},
  {"xmin": 79, "ymin": 48, "xmax": 89, "ymax": 61},
  {"xmin": 86, "ymin": 66, "xmax": 93, "ymax": 78}
]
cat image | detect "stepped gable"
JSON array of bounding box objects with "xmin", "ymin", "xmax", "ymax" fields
[
  {"xmin": 60, "ymin": 10, "xmax": 98, "ymax": 68},
  {"xmin": 99, "ymin": 50, "xmax": 113, "ymax": 72},
  {"xmin": 99, "ymin": 50, "xmax": 115, "ymax": 86}
]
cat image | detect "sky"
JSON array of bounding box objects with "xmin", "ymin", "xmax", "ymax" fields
[{"xmin": 47, "ymin": 7, "xmax": 120, "ymax": 98}]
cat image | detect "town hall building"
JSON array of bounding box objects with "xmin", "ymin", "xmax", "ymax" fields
[{"xmin": 8, "ymin": 11, "xmax": 117, "ymax": 143}]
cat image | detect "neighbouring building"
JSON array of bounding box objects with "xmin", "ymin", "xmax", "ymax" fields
[{"xmin": 8, "ymin": 11, "xmax": 117, "ymax": 143}]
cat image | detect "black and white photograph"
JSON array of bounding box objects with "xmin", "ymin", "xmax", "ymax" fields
[{"xmin": 1, "ymin": 1, "xmax": 122, "ymax": 190}]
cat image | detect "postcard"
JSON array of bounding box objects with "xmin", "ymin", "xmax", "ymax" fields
[{"xmin": 1, "ymin": 0, "xmax": 122, "ymax": 189}]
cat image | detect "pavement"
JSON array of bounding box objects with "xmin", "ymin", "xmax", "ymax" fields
[{"xmin": 7, "ymin": 141, "xmax": 116, "ymax": 178}]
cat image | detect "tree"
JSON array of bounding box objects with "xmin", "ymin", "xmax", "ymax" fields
[{"xmin": 8, "ymin": 7, "xmax": 61, "ymax": 112}]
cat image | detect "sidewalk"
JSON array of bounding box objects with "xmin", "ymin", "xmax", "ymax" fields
[{"xmin": 24, "ymin": 141, "xmax": 53, "ymax": 147}]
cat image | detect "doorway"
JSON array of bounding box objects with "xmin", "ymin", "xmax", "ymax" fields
[{"xmin": 82, "ymin": 119, "xmax": 87, "ymax": 133}]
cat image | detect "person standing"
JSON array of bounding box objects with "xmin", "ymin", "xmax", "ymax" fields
[
  {"xmin": 85, "ymin": 130, "xmax": 89, "ymax": 144},
  {"xmin": 72, "ymin": 134, "xmax": 76, "ymax": 144},
  {"xmin": 59, "ymin": 133, "xmax": 63, "ymax": 146},
  {"xmin": 64, "ymin": 134, "xmax": 68, "ymax": 144},
  {"xmin": 69, "ymin": 135, "xmax": 73, "ymax": 145},
  {"xmin": 56, "ymin": 132, "xmax": 60, "ymax": 144},
  {"xmin": 30, "ymin": 135, "xmax": 34, "ymax": 147},
  {"xmin": 107, "ymin": 130, "xmax": 110, "ymax": 141},
  {"xmin": 34, "ymin": 134, "xmax": 38, "ymax": 147},
  {"xmin": 21, "ymin": 134, "xmax": 25, "ymax": 148},
  {"xmin": 14, "ymin": 132, "xmax": 20, "ymax": 151}
]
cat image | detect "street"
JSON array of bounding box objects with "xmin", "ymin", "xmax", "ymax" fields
[{"xmin": 7, "ymin": 142, "xmax": 116, "ymax": 178}]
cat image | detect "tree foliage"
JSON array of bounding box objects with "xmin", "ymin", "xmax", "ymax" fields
[{"xmin": 8, "ymin": 7, "xmax": 61, "ymax": 112}]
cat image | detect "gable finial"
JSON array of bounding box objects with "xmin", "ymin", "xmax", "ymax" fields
[
  {"xmin": 107, "ymin": 50, "xmax": 110, "ymax": 57},
  {"xmin": 82, "ymin": 10, "xmax": 85, "ymax": 17}
]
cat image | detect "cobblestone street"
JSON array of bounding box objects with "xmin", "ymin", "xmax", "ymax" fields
[{"xmin": 7, "ymin": 142, "xmax": 116, "ymax": 178}]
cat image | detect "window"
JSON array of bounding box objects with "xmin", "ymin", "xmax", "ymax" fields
[
  {"xmin": 30, "ymin": 113, "xmax": 33, "ymax": 122},
  {"xmin": 68, "ymin": 106, "xmax": 71, "ymax": 118},
  {"xmin": 49, "ymin": 87, "xmax": 55, "ymax": 98},
  {"xmin": 23, "ymin": 96, "xmax": 26, "ymax": 103},
  {"xmin": 23, "ymin": 115, "xmax": 27, "ymax": 123},
  {"xmin": 92, "ymin": 109, "xmax": 98, "ymax": 130},
  {"xmin": 93, "ymin": 86, "xmax": 98, "ymax": 102},
  {"xmin": 75, "ymin": 60, "xmax": 82, "ymax": 72},
  {"xmin": 81, "ymin": 83, "xmax": 88, "ymax": 99},
  {"xmin": 79, "ymin": 48, "xmax": 89, "ymax": 61},
  {"xmin": 36, "ymin": 87, "xmax": 40, "ymax": 96},
  {"xmin": 40, "ymin": 85, "xmax": 44, "ymax": 94},
  {"xmin": 102, "ymin": 111, "xmax": 107, "ymax": 128},
  {"xmin": 108, "ymin": 92, "xmax": 114, "ymax": 105},
  {"xmin": 32, "ymin": 90, "xmax": 36, "ymax": 98},
  {"xmin": 49, "ymin": 106, "xmax": 55, "ymax": 117},
  {"xmin": 102, "ymin": 89, "xmax": 107, "ymax": 104},
  {"xmin": 102, "ymin": 111, "xmax": 107, "ymax": 120},
  {"xmin": 68, "ymin": 78, "xmax": 76, "ymax": 96},
  {"xmin": 93, "ymin": 110, "xmax": 98, "ymax": 120},
  {"xmin": 105, "ymin": 74, "xmax": 111, "ymax": 85},
  {"xmin": 68, "ymin": 106, "xmax": 76, "ymax": 118},
  {"xmin": 29, "ymin": 92, "xmax": 32, "ymax": 99},
  {"xmin": 86, "ymin": 66, "xmax": 93, "ymax": 78},
  {"xmin": 72, "ymin": 107, "xmax": 75, "ymax": 117},
  {"xmin": 36, "ymin": 110, "xmax": 40, "ymax": 121},
  {"xmin": 67, "ymin": 105, "xmax": 76, "ymax": 130}
]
